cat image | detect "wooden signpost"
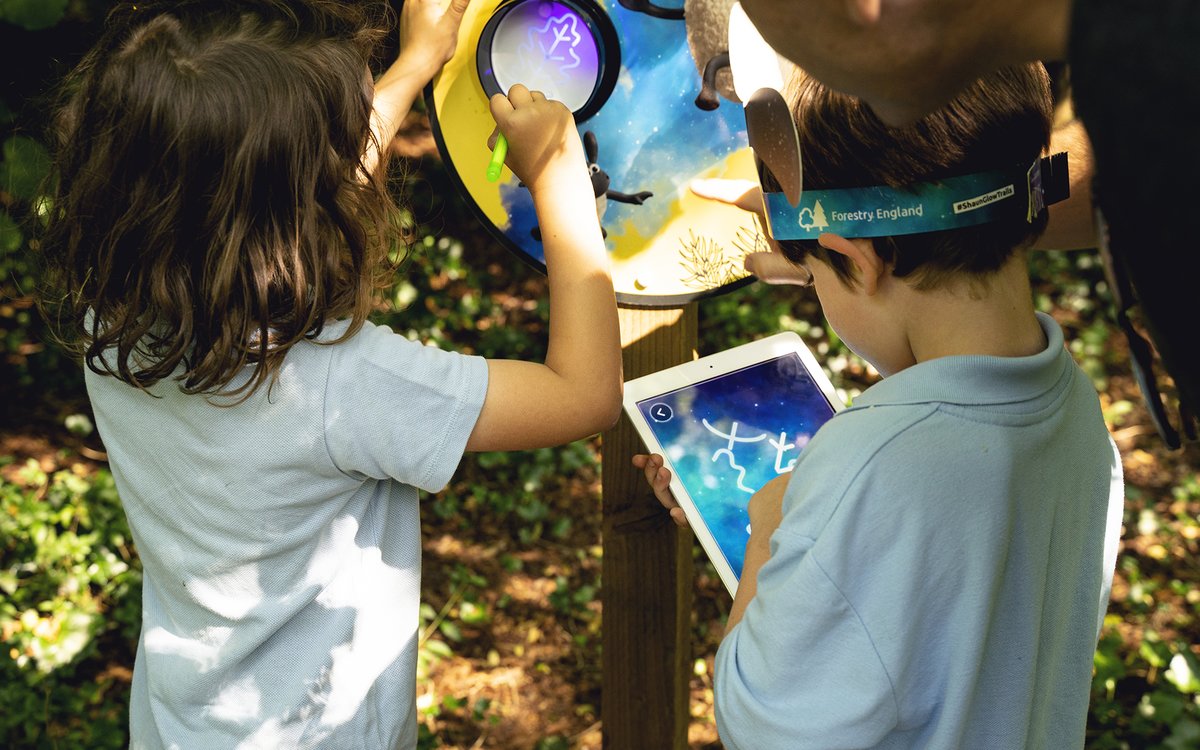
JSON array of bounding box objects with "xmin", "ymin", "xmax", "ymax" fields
[
  {"xmin": 424, "ymin": 7, "xmax": 760, "ymax": 744},
  {"xmin": 601, "ymin": 304, "xmax": 697, "ymax": 750}
]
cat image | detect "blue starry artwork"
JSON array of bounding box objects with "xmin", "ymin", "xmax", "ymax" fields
[{"xmin": 636, "ymin": 354, "xmax": 836, "ymax": 578}]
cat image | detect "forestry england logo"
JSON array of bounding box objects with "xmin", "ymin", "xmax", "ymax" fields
[{"xmin": 798, "ymin": 200, "xmax": 829, "ymax": 231}]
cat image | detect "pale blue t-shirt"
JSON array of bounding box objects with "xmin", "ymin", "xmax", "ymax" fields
[
  {"xmin": 85, "ymin": 319, "xmax": 488, "ymax": 749},
  {"xmin": 714, "ymin": 312, "xmax": 1124, "ymax": 749}
]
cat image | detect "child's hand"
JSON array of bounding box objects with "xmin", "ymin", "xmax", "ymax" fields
[
  {"xmin": 689, "ymin": 178, "xmax": 812, "ymax": 285},
  {"xmin": 632, "ymin": 454, "xmax": 688, "ymax": 528},
  {"xmin": 399, "ymin": 0, "xmax": 472, "ymax": 86},
  {"xmin": 489, "ymin": 85, "xmax": 584, "ymax": 195}
]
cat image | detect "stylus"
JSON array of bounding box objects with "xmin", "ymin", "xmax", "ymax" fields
[{"xmin": 486, "ymin": 134, "xmax": 508, "ymax": 182}]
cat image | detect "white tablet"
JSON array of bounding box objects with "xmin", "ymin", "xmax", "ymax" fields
[{"xmin": 623, "ymin": 332, "xmax": 844, "ymax": 596}]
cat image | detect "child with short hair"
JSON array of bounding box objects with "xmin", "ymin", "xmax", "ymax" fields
[
  {"xmin": 41, "ymin": 1, "xmax": 621, "ymax": 747},
  {"xmin": 636, "ymin": 62, "xmax": 1123, "ymax": 749}
]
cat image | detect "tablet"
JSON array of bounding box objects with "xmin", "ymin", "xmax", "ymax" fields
[{"xmin": 623, "ymin": 332, "xmax": 843, "ymax": 596}]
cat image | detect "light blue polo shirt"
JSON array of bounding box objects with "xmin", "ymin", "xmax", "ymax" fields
[
  {"xmin": 85, "ymin": 319, "xmax": 488, "ymax": 749},
  {"xmin": 715, "ymin": 313, "xmax": 1124, "ymax": 749}
]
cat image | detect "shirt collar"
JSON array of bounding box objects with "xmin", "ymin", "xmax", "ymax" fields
[{"xmin": 847, "ymin": 312, "xmax": 1071, "ymax": 410}]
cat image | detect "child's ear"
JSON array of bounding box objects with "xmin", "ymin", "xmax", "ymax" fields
[
  {"xmin": 845, "ymin": 0, "xmax": 882, "ymax": 25},
  {"xmin": 817, "ymin": 232, "xmax": 885, "ymax": 296}
]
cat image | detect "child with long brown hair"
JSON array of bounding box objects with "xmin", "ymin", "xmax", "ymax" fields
[{"xmin": 40, "ymin": 1, "xmax": 621, "ymax": 747}]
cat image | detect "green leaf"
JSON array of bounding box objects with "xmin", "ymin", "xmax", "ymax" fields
[
  {"xmin": 0, "ymin": 0, "xmax": 70, "ymax": 30},
  {"xmin": 459, "ymin": 600, "xmax": 489, "ymax": 626},
  {"xmin": 1140, "ymin": 636, "xmax": 1172, "ymax": 669},
  {"xmin": 0, "ymin": 210, "xmax": 22, "ymax": 253},
  {"xmin": 1165, "ymin": 719, "xmax": 1200, "ymax": 750},
  {"xmin": 438, "ymin": 620, "xmax": 462, "ymax": 643},
  {"xmin": 1166, "ymin": 651, "xmax": 1200, "ymax": 695},
  {"xmin": 64, "ymin": 414, "xmax": 94, "ymax": 438},
  {"xmin": 422, "ymin": 638, "xmax": 452, "ymax": 659},
  {"xmin": 1, "ymin": 136, "xmax": 52, "ymax": 200}
]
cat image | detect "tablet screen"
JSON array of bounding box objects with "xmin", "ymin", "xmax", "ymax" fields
[{"xmin": 635, "ymin": 353, "xmax": 836, "ymax": 579}]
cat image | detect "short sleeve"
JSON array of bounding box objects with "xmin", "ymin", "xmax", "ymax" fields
[
  {"xmin": 714, "ymin": 528, "xmax": 898, "ymax": 750},
  {"xmin": 323, "ymin": 321, "xmax": 488, "ymax": 491}
]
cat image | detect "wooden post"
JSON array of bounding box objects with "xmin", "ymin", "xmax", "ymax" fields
[{"xmin": 601, "ymin": 303, "xmax": 697, "ymax": 750}]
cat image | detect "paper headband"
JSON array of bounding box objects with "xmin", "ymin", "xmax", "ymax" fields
[{"xmin": 763, "ymin": 153, "xmax": 1070, "ymax": 240}]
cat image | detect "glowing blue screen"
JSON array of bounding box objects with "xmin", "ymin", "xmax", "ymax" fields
[{"xmin": 636, "ymin": 354, "xmax": 836, "ymax": 579}]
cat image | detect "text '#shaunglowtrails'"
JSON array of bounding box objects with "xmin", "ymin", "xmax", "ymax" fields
[{"xmin": 953, "ymin": 184, "xmax": 1014, "ymax": 214}]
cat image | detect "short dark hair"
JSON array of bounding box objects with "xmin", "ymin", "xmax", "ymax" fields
[
  {"xmin": 42, "ymin": 0, "xmax": 400, "ymax": 399},
  {"xmin": 770, "ymin": 63, "xmax": 1053, "ymax": 289}
]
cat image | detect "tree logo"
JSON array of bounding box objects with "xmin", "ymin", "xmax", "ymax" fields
[{"xmin": 797, "ymin": 200, "xmax": 829, "ymax": 231}]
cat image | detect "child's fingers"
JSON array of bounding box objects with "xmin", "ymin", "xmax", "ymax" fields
[
  {"xmin": 631, "ymin": 453, "xmax": 658, "ymax": 469},
  {"xmin": 446, "ymin": 0, "xmax": 472, "ymax": 20},
  {"xmin": 642, "ymin": 456, "xmax": 677, "ymax": 502},
  {"xmin": 632, "ymin": 453, "xmax": 666, "ymax": 488},
  {"xmin": 505, "ymin": 83, "xmax": 534, "ymax": 107},
  {"xmin": 632, "ymin": 454, "xmax": 686, "ymax": 525},
  {"xmin": 489, "ymin": 92, "xmax": 514, "ymax": 120},
  {"xmin": 529, "ymin": 90, "xmax": 547, "ymax": 102}
]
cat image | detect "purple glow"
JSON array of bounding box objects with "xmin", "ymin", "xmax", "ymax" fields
[{"xmin": 489, "ymin": 0, "xmax": 601, "ymax": 112}]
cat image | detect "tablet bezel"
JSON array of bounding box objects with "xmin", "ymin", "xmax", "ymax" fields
[{"xmin": 622, "ymin": 331, "xmax": 844, "ymax": 596}]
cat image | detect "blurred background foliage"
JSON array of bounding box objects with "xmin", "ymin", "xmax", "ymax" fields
[{"xmin": 2, "ymin": 2, "xmax": 1199, "ymax": 749}]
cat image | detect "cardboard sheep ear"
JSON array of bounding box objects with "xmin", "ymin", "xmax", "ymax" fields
[{"xmin": 728, "ymin": 1, "xmax": 802, "ymax": 207}]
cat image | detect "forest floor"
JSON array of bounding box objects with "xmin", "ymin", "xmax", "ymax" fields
[{"xmin": 2, "ymin": 112, "xmax": 1198, "ymax": 749}]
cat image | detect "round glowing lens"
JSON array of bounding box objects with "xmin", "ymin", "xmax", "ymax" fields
[{"xmin": 477, "ymin": 0, "xmax": 618, "ymax": 121}]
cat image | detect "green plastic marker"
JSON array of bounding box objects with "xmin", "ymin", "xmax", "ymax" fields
[{"xmin": 486, "ymin": 133, "xmax": 508, "ymax": 182}]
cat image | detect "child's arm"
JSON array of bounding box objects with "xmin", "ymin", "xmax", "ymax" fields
[
  {"xmin": 363, "ymin": 0, "xmax": 472, "ymax": 175},
  {"xmin": 465, "ymin": 86, "xmax": 622, "ymax": 451},
  {"xmin": 723, "ymin": 473, "xmax": 788, "ymax": 634}
]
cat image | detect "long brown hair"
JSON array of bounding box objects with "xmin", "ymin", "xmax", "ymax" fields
[{"xmin": 42, "ymin": 0, "xmax": 401, "ymax": 399}]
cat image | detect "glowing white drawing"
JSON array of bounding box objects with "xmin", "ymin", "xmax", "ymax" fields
[
  {"xmin": 702, "ymin": 419, "xmax": 765, "ymax": 494},
  {"xmin": 769, "ymin": 432, "xmax": 797, "ymax": 473},
  {"xmin": 702, "ymin": 420, "xmax": 802, "ymax": 493},
  {"xmin": 521, "ymin": 14, "xmax": 584, "ymax": 76}
]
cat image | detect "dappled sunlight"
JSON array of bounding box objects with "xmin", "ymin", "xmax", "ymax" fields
[
  {"xmin": 500, "ymin": 574, "xmax": 557, "ymax": 608},
  {"xmin": 206, "ymin": 675, "xmax": 262, "ymax": 724},
  {"xmin": 143, "ymin": 626, "xmax": 230, "ymax": 675}
]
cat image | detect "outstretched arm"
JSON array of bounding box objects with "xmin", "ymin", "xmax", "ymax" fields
[
  {"xmin": 363, "ymin": 0, "xmax": 472, "ymax": 175},
  {"xmin": 466, "ymin": 86, "xmax": 622, "ymax": 451}
]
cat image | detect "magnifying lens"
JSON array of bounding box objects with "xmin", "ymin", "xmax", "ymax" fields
[{"xmin": 478, "ymin": 0, "xmax": 620, "ymax": 178}]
